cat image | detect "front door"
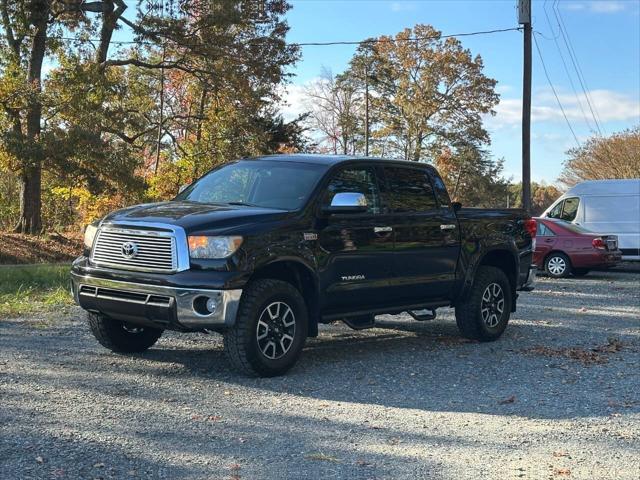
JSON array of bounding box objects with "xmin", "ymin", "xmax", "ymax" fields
[
  {"xmin": 381, "ymin": 166, "xmax": 460, "ymax": 303},
  {"xmin": 317, "ymin": 165, "xmax": 396, "ymax": 313}
]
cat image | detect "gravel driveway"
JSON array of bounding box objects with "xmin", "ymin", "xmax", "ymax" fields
[{"xmin": 1, "ymin": 270, "xmax": 639, "ymax": 480}]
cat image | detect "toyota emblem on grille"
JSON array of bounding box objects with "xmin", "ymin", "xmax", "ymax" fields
[{"xmin": 121, "ymin": 241, "xmax": 138, "ymax": 259}]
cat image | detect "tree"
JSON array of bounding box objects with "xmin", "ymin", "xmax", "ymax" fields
[
  {"xmin": 508, "ymin": 182, "xmax": 562, "ymax": 215},
  {"xmin": 559, "ymin": 126, "xmax": 640, "ymax": 186},
  {"xmin": 1, "ymin": 0, "xmax": 298, "ymax": 232},
  {"xmin": 434, "ymin": 146, "xmax": 510, "ymax": 208},
  {"xmin": 350, "ymin": 25, "xmax": 499, "ymax": 162},
  {"xmin": 304, "ymin": 68, "xmax": 363, "ymax": 154}
]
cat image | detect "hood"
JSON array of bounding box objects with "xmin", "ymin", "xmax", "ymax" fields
[{"xmin": 101, "ymin": 201, "xmax": 291, "ymax": 234}]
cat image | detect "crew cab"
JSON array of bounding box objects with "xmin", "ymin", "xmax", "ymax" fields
[{"xmin": 71, "ymin": 155, "xmax": 536, "ymax": 376}]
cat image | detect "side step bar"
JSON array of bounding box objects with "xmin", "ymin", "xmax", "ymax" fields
[{"xmin": 407, "ymin": 309, "xmax": 437, "ymax": 321}]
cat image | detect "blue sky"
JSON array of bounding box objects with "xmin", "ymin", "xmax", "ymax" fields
[{"xmin": 279, "ymin": 0, "xmax": 640, "ymax": 184}]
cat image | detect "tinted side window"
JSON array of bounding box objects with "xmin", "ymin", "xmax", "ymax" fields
[
  {"xmin": 324, "ymin": 167, "xmax": 381, "ymax": 214},
  {"xmin": 561, "ymin": 197, "xmax": 580, "ymax": 221},
  {"xmin": 383, "ymin": 167, "xmax": 438, "ymax": 213}
]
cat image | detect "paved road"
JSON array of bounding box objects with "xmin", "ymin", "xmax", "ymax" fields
[{"xmin": 1, "ymin": 271, "xmax": 639, "ymax": 479}]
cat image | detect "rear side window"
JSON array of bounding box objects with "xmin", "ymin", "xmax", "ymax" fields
[
  {"xmin": 382, "ymin": 167, "xmax": 438, "ymax": 213},
  {"xmin": 537, "ymin": 223, "xmax": 556, "ymax": 236},
  {"xmin": 430, "ymin": 173, "xmax": 451, "ymax": 207}
]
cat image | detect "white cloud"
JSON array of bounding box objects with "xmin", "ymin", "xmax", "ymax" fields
[
  {"xmin": 563, "ymin": 1, "xmax": 628, "ymax": 13},
  {"xmin": 488, "ymin": 89, "xmax": 640, "ymax": 129},
  {"xmin": 276, "ymin": 82, "xmax": 312, "ymax": 121},
  {"xmin": 389, "ymin": 1, "xmax": 418, "ymax": 12}
]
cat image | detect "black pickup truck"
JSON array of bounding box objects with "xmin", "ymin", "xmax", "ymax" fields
[{"xmin": 71, "ymin": 155, "xmax": 536, "ymax": 376}]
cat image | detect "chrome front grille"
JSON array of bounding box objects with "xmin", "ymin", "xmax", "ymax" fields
[{"xmin": 91, "ymin": 227, "xmax": 177, "ymax": 273}]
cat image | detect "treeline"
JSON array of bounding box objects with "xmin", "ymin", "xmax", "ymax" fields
[{"xmin": 0, "ymin": 0, "xmax": 308, "ymax": 233}]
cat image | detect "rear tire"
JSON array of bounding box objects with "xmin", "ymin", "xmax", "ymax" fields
[
  {"xmin": 545, "ymin": 252, "xmax": 571, "ymax": 278},
  {"xmin": 88, "ymin": 312, "xmax": 163, "ymax": 353},
  {"xmin": 572, "ymin": 268, "xmax": 590, "ymax": 277},
  {"xmin": 455, "ymin": 266, "xmax": 512, "ymax": 342},
  {"xmin": 223, "ymin": 279, "xmax": 308, "ymax": 377}
]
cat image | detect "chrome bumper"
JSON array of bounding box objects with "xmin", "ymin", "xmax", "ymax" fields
[{"xmin": 70, "ymin": 273, "xmax": 242, "ymax": 330}]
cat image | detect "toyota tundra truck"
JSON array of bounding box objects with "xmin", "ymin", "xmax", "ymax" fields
[{"xmin": 71, "ymin": 155, "xmax": 536, "ymax": 376}]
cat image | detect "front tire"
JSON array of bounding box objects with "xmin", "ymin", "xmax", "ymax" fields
[
  {"xmin": 223, "ymin": 279, "xmax": 308, "ymax": 377},
  {"xmin": 88, "ymin": 313, "xmax": 163, "ymax": 353},
  {"xmin": 455, "ymin": 266, "xmax": 512, "ymax": 342},
  {"xmin": 545, "ymin": 252, "xmax": 571, "ymax": 278}
]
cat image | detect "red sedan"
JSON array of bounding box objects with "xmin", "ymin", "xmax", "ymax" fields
[{"xmin": 534, "ymin": 218, "xmax": 622, "ymax": 278}]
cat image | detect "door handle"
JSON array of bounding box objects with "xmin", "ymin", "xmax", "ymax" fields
[
  {"xmin": 440, "ymin": 224, "xmax": 457, "ymax": 230},
  {"xmin": 374, "ymin": 226, "xmax": 393, "ymax": 233}
]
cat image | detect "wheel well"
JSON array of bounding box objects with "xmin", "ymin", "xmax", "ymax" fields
[
  {"xmin": 249, "ymin": 261, "xmax": 319, "ymax": 337},
  {"xmin": 479, "ymin": 250, "xmax": 517, "ymax": 295},
  {"xmin": 544, "ymin": 250, "xmax": 571, "ymax": 267}
]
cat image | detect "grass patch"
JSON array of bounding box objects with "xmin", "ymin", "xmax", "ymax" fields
[{"xmin": 0, "ymin": 264, "xmax": 74, "ymax": 318}]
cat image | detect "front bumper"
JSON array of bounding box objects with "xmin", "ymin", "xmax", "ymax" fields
[{"xmin": 71, "ymin": 272, "xmax": 242, "ymax": 331}]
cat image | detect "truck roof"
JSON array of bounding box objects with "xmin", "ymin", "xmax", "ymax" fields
[{"xmin": 244, "ymin": 154, "xmax": 436, "ymax": 169}]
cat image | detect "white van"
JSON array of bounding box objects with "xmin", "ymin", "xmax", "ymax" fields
[{"xmin": 542, "ymin": 179, "xmax": 640, "ymax": 261}]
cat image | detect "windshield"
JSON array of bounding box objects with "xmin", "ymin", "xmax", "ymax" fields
[{"xmin": 175, "ymin": 160, "xmax": 326, "ymax": 210}]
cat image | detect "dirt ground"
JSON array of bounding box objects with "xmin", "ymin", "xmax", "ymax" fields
[{"xmin": 0, "ymin": 233, "xmax": 82, "ymax": 265}]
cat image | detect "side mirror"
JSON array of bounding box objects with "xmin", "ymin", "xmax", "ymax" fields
[
  {"xmin": 322, "ymin": 192, "xmax": 368, "ymax": 215},
  {"xmin": 178, "ymin": 184, "xmax": 189, "ymax": 194},
  {"xmin": 451, "ymin": 201, "xmax": 462, "ymax": 212}
]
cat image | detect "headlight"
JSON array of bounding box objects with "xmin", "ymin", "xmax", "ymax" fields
[
  {"xmin": 84, "ymin": 223, "xmax": 99, "ymax": 250},
  {"xmin": 188, "ymin": 236, "xmax": 243, "ymax": 259}
]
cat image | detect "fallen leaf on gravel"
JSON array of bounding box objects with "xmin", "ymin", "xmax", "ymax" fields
[
  {"xmin": 553, "ymin": 467, "xmax": 571, "ymax": 476},
  {"xmin": 223, "ymin": 390, "xmax": 231, "ymax": 395},
  {"xmin": 206, "ymin": 415, "xmax": 222, "ymax": 422},
  {"xmin": 499, "ymin": 395, "xmax": 516, "ymax": 405},
  {"xmin": 35, "ymin": 456, "xmax": 44, "ymax": 464},
  {"xmin": 306, "ymin": 452, "xmax": 340, "ymax": 463},
  {"xmin": 578, "ymin": 307, "xmax": 588, "ymax": 313},
  {"xmin": 522, "ymin": 339, "xmax": 625, "ymax": 365},
  {"xmin": 552, "ymin": 450, "xmax": 569, "ymax": 458},
  {"xmin": 594, "ymin": 337, "xmax": 624, "ymax": 353},
  {"xmin": 437, "ymin": 336, "xmax": 476, "ymax": 345},
  {"xmin": 93, "ymin": 462, "xmax": 105, "ymax": 468}
]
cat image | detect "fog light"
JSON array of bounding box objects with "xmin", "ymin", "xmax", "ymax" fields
[
  {"xmin": 206, "ymin": 297, "xmax": 218, "ymax": 314},
  {"xmin": 193, "ymin": 295, "xmax": 218, "ymax": 316}
]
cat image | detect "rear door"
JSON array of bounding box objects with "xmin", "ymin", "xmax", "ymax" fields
[
  {"xmin": 317, "ymin": 164, "xmax": 396, "ymax": 312},
  {"xmin": 535, "ymin": 221, "xmax": 557, "ymax": 267},
  {"xmin": 380, "ymin": 166, "xmax": 460, "ymax": 303}
]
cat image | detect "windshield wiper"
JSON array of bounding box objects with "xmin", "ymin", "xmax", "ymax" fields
[{"xmin": 227, "ymin": 201, "xmax": 262, "ymax": 208}]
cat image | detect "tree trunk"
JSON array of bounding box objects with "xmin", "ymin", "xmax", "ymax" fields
[
  {"xmin": 15, "ymin": 1, "xmax": 48, "ymax": 234},
  {"xmin": 15, "ymin": 165, "xmax": 42, "ymax": 234}
]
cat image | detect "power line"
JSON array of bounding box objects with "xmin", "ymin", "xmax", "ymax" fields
[
  {"xmin": 292, "ymin": 27, "xmax": 522, "ymax": 46},
  {"xmin": 1, "ymin": 26, "xmax": 522, "ymax": 48},
  {"xmin": 533, "ymin": 33, "xmax": 581, "ymax": 147},
  {"xmin": 552, "ymin": 0, "xmax": 604, "ymax": 135},
  {"xmin": 542, "ymin": 0, "xmax": 594, "ymax": 132}
]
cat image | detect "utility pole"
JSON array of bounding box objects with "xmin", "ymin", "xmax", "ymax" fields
[
  {"xmin": 364, "ymin": 63, "xmax": 370, "ymax": 157},
  {"xmin": 519, "ymin": 0, "xmax": 532, "ymax": 213}
]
